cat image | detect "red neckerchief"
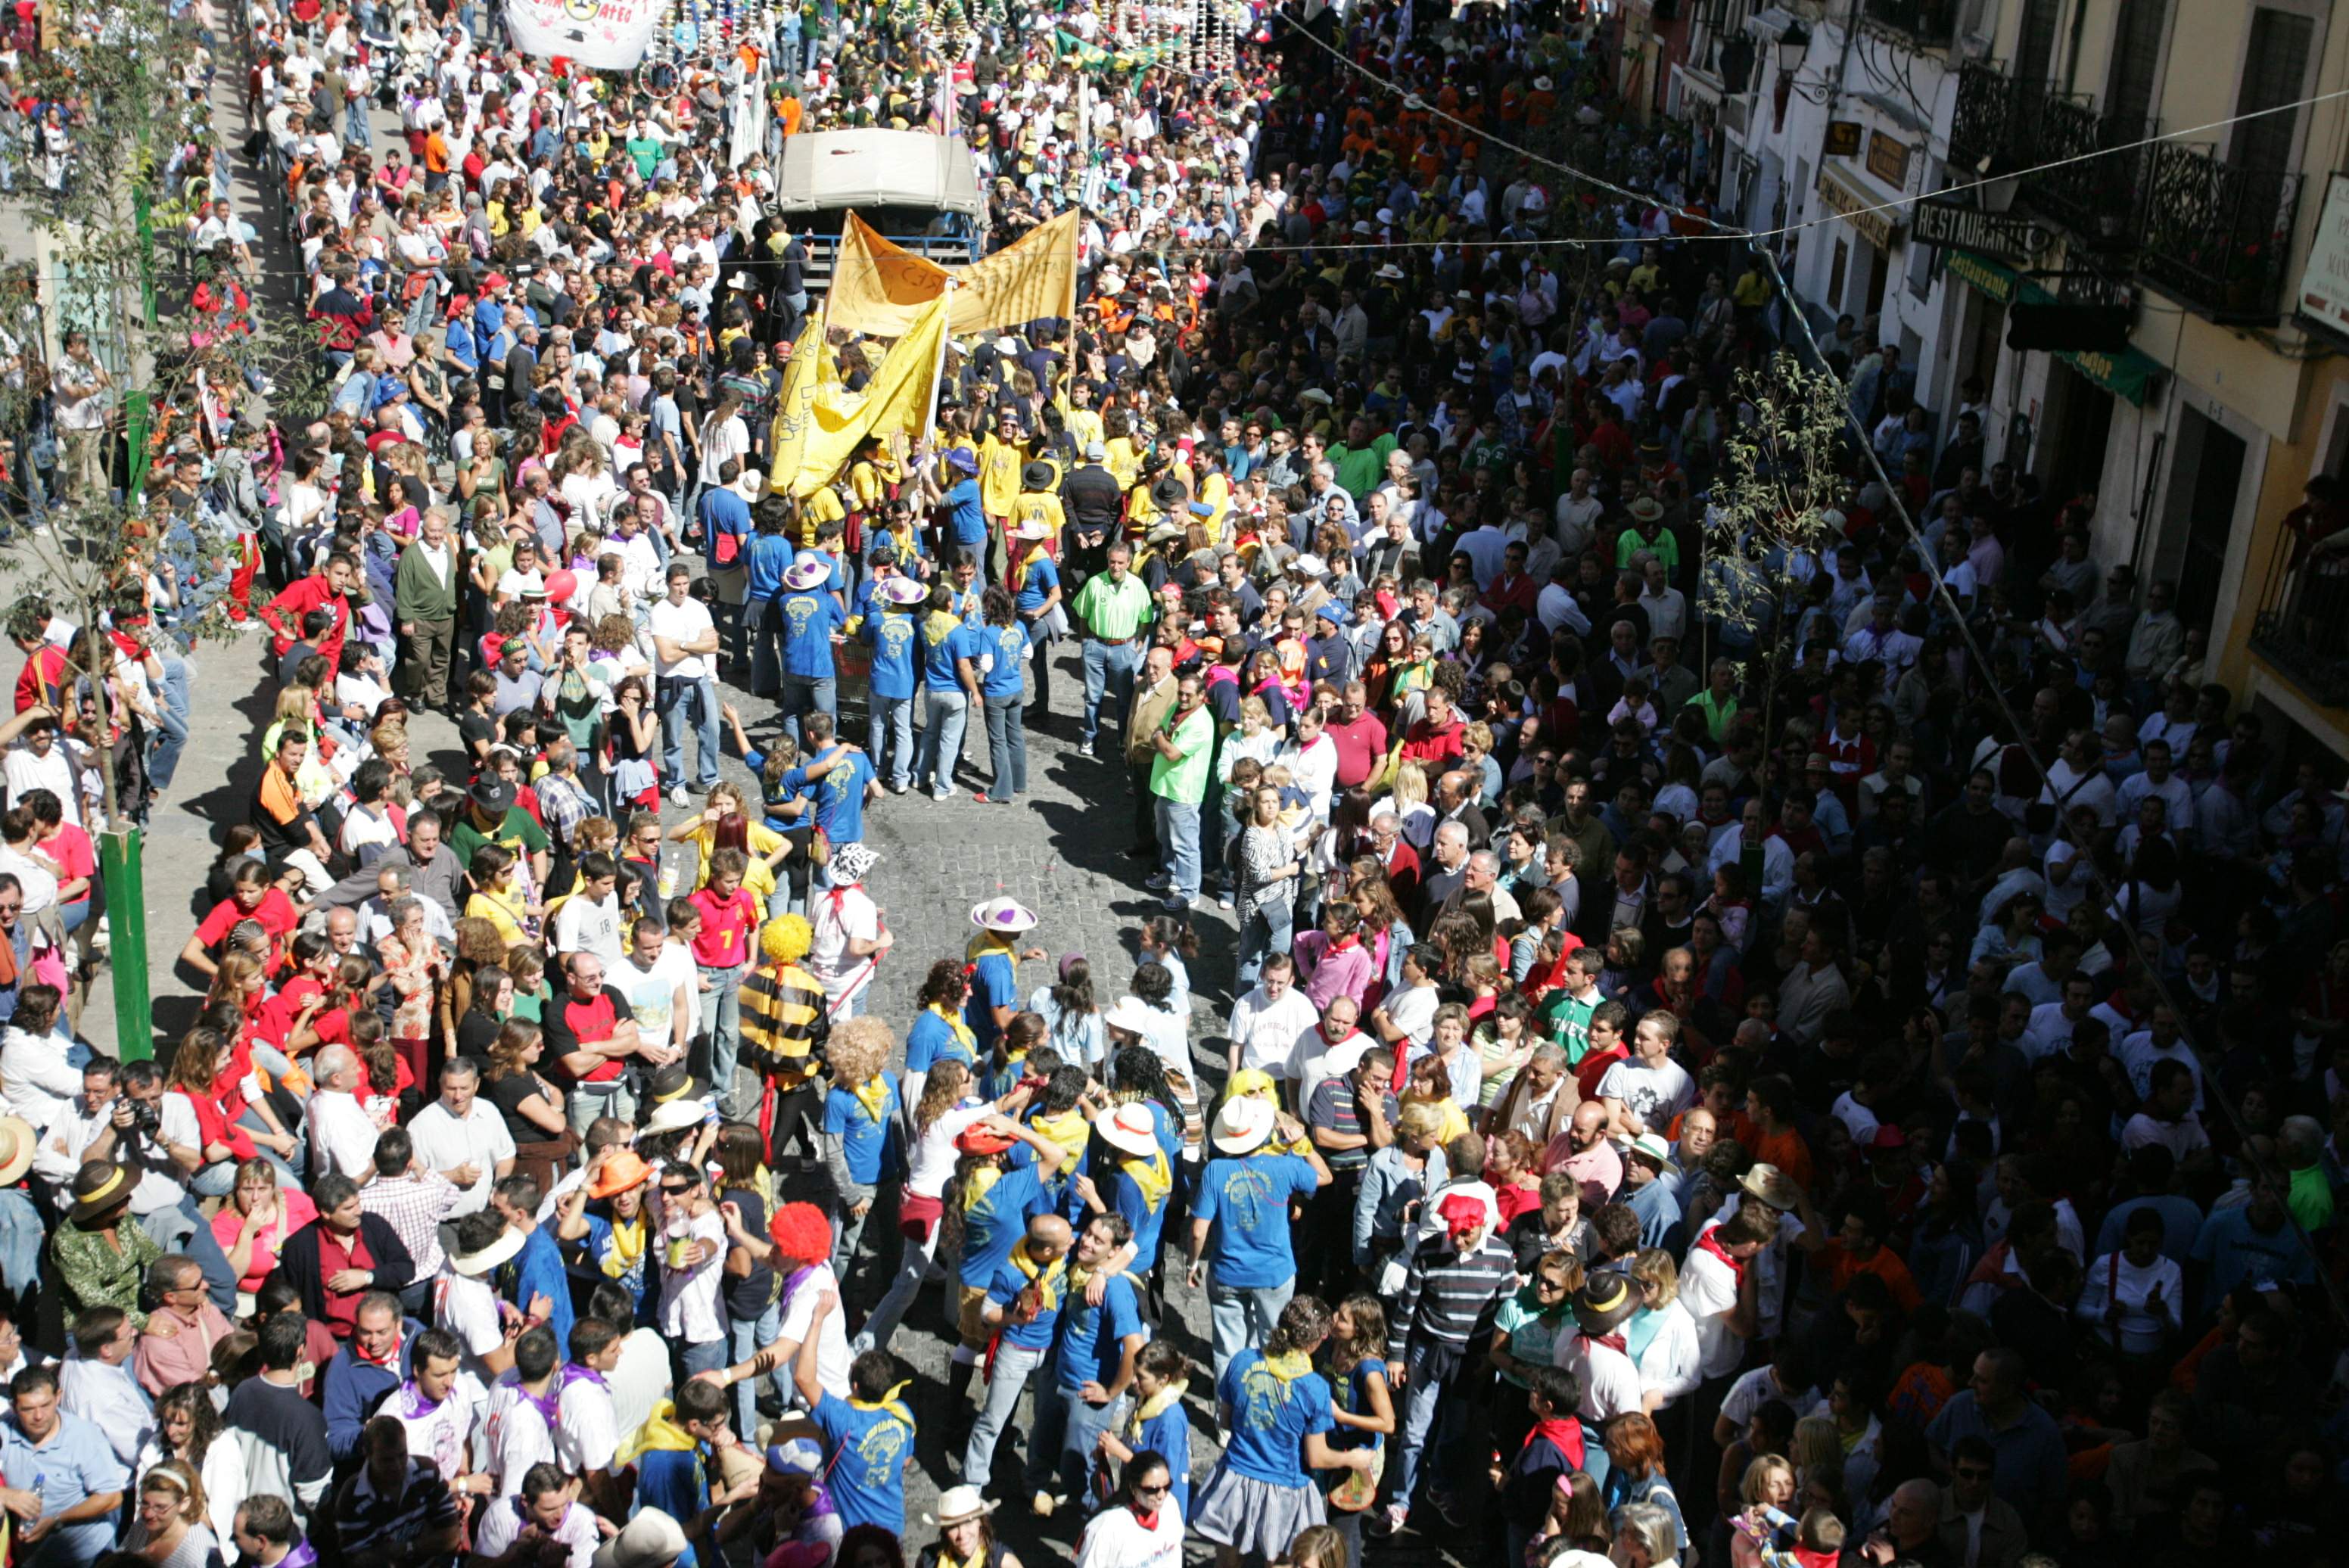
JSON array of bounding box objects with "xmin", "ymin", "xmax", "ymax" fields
[
  {"xmin": 353, "ymin": 1326, "xmax": 403, "ymax": 1367},
  {"xmin": 1526, "ymin": 1414, "xmax": 1585, "ymax": 1470},
  {"xmin": 1579, "ymin": 1330, "xmax": 1627, "ymax": 1355},
  {"xmin": 1694, "ymin": 1228, "xmax": 1747, "ymax": 1284},
  {"xmin": 1133, "ymin": 1509, "xmax": 1160, "ymax": 1531}
]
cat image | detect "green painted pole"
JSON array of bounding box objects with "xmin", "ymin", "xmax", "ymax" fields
[
  {"xmin": 125, "ymin": 389, "xmax": 151, "ymax": 507},
  {"xmin": 99, "ymin": 827, "xmax": 151, "ymax": 1060}
]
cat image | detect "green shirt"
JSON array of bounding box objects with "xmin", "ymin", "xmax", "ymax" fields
[
  {"xmin": 1684, "ymin": 688, "xmax": 1740, "ymax": 742},
  {"xmin": 1327, "ymin": 432, "xmax": 1397, "ymax": 499},
  {"xmin": 1072, "ymin": 571, "xmax": 1154, "ymax": 642},
  {"xmin": 626, "ymin": 136, "xmax": 663, "ymax": 179},
  {"xmin": 1616, "ymin": 524, "xmax": 1680, "ymax": 576},
  {"xmin": 1150, "ymin": 704, "xmax": 1215, "ymax": 804},
  {"xmin": 1539, "ymin": 985, "xmax": 1600, "ymax": 1062},
  {"xmin": 451, "ymin": 804, "xmax": 552, "ymax": 873},
  {"xmin": 54, "ymin": 1218, "xmax": 162, "ymax": 1327}
]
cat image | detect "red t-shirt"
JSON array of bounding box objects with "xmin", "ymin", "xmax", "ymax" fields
[
  {"xmin": 1324, "ymin": 712, "xmax": 1390, "ymax": 790},
  {"xmin": 1399, "ymin": 715, "xmax": 1465, "ymax": 768},
  {"xmin": 13, "ymin": 644, "xmax": 66, "ymax": 714},
  {"xmin": 194, "ymin": 887, "xmax": 300, "ymax": 957},
  {"xmin": 543, "ymin": 985, "xmax": 630, "ymax": 1084},
  {"xmin": 40, "ymin": 825, "xmax": 93, "ymax": 904},
  {"xmin": 689, "ymin": 886, "xmax": 759, "ymax": 969}
]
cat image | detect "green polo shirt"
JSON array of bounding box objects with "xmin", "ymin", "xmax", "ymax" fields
[
  {"xmin": 1150, "ymin": 704, "xmax": 1215, "ymax": 805},
  {"xmin": 1684, "ymin": 688, "xmax": 1741, "ymax": 742},
  {"xmin": 1072, "ymin": 571, "xmax": 1154, "ymax": 642},
  {"xmin": 1327, "ymin": 431, "xmax": 1397, "ymax": 499}
]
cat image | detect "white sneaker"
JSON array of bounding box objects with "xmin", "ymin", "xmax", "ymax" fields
[{"xmin": 668, "ymin": 786, "xmax": 691, "ymax": 807}]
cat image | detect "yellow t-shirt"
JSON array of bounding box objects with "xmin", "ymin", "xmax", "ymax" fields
[
  {"xmin": 1104, "ymin": 435, "xmax": 1146, "ymax": 489},
  {"xmin": 466, "ymin": 888, "xmax": 527, "ymax": 946},
  {"xmin": 687, "ymin": 822, "xmax": 785, "ymax": 913},
  {"xmin": 978, "ymin": 435, "xmax": 1026, "ymax": 517}
]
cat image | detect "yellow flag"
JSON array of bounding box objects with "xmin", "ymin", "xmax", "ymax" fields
[
  {"xmin": 825, "ymin": 210, "xmax": 1081, "ymax": 338},
  {"xmin": 765, "ymin": 319, "xmax": 828, "ymax": 494},
  {"xmin": 775, "ymin": 292, "xmax": 950, "ymax": 499}
]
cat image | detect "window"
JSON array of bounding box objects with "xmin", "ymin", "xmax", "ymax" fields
[
  {"xmin": 2104, "ymin": 0, "xmax": 2169, "ymax": 130},
  {"xmin": 2232, "ymin": 6, "xmax": 2317, "ymax": 171}
]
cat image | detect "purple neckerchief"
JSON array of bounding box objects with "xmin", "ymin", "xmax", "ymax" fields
[
  {"xmin": 776, "ymin": 1261, "xmax": 824, "ymax": 1318},
  {"xmin": 271, "ymin": 1542, "xmax": 319, "ymax": 1568},
  {"xmin": 387, "ymin": 1379, "xmax": 441, "ymax": 1418},
  {"xmin": 514, "ymin": 1374, "xmax": 561, "ymax": 1425},
  {"xmin": 562, "ymin": 1361, "xmax": 608, "ymax": 1391}
]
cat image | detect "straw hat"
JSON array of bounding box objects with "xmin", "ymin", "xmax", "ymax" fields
[
  {"xmin": 1096, "ymin": 1103, "xmax": 1161, "ymax": 1159},
  {"xmin": 593, "ymin": 1508, "xmax": 689, "ymax": 1568},
  {"xmin": 929, "ymin": 1485, "xmax": 997, "ymax": 1526},
  {"xmin": 450, "ymin": 1224, "xmax": 526, "ymax": 1277},
  {"xmin": 1739, "ymin": 1162, "xmax": 1801, "ymax": 1212},
  {"xmin": 1209, "ymin": 1095, "xmax": 1276, "ymax": 1156},
  {"xmin": 0, "ymin": 1115, "xmax": 35, "ymax": 1187}
]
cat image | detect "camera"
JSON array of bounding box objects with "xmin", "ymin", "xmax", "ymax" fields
[{"xmin": 126, "ymin": 1097, "xmax": 162, "ymax": 1140}]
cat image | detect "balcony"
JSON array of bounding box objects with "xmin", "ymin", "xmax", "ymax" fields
[
  {"xmin": 2249, "ymin": 545, "xmax": 2349, "ymax": 711},
  {"xmin": 1948, "ymin": 61, "xmax": 2148, "ymax": 246},
  {"xmin": 1861, "ymin": 0, "xmax": 1959, "ymax": 44},
  {"xmin": 2138, "ymin": 143, "xmax": 2301, "ymax": 321}
]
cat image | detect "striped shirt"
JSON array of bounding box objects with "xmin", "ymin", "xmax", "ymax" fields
[
  {"xmin": 1072, "ymin": 571, "xmax": 1154, "ymax": 641},
  {"xmin": 741, "ymin": 960, "xmax": 826, "ymax": 1070},
  {"xmin": 1388, "ymin": 1235, "xmax": 1517, "ymax": 1362}
]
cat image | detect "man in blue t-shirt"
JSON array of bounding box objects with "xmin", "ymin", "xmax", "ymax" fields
[
  {"xmin": 960, "ymin": 1213, "xmax": 1075, "ymax": 1495},
  {"xmin": 698, "ymin": 460, "xmax": 757, "ymax": 664},
  {"xmin": 860, "ymin": 575, "xmax": 926, "ymax": 793},
  {"xmin": 1186, "ymin": 1096, "xmax": 1331, "ymax": 1382},
  {"xmin": 793, "ymin": 1300, "xmax": 916, "ymax": 1536},
  {"xmin": 776, "ymin": 558, "xmax": 846, "ymax": 748},
  {"xmin": 786, "ymin": 712, "xmax": 878, "ymax": 857},
  {"xmin": 743, "ymin": 512, "xmax": 799, "ymax": 700},
  {"xmin": 1031, "ymin": 1212, "xmax": 1147, "ymax": 1506},
  {"xmin": 944, "ymin": 449, "xmax": 986, "ymax": 556}
]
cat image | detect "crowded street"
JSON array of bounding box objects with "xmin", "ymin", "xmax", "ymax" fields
[{"xmin": 0, "ymin": 1, "xmax": 2341, "ymax": 1568}]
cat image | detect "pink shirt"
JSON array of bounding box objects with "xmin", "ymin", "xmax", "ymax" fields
[{"xmin": 209, "ymin": 1187, "xmax": 319, "ymax": 1294}]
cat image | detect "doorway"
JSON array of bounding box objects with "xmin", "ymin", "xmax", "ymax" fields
[
  {"xmin": 2039, "ymin": 362, "xmax": 2116, "ymax": 512},
  {"xmin": 2159, "ymin": 406, "xmax": 2250, "ymax": 636}
]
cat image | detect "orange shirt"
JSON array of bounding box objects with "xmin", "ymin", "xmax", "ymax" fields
[
  {"xmin": 1750, "ymin": 1123, "xmax": 1816, "ymax": 1192},
  {"xmin": 1819, "ymin": 1238, "xmax": 1922, "ymax": 1311},
  {"xmin": 422, "ymin": 129, "xmax": 450, "ymax": 174}
]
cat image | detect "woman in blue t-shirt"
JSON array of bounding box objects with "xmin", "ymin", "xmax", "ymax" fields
[
  {"xmin": 1318, "ymin": 1293, "xmax": 1396, "ymax": 1568},
  {"xmin": 1191, "ymin": 1295, "xmax": 1378, "ymax": 1565},
  {"xmin": 1097, "ymin": 1339, "xmax": 1196, "ymax": 1520}
]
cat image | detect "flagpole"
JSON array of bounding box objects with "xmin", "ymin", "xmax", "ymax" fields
[{"xmin": 920, "ymin": 280, "xmax": 957, "ymax": 447}]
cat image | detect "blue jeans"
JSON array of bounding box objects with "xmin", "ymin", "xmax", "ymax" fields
[
  {"xmin": 344, "ymin": 99, "xmax": 371, "ymax": 148},
  {"xmin": 726, "ymin": 1302, "xmax": 786, "ymax": 1436},
  {"xmin": 1207, "ymin": 1277, "xmax": 1295, "ymax": 1387},
  {"xmin": 1155, "ymin": 798, "xmax": 1202, "ymax": 901},
  {"xmin": 779, "ymin": 674, "xmax": 835, "ymax": 748},
  {"xmin": 963, "ymin": 1339, "xmax": 1047, "ymax": 1486},
  {"xmin": 674, "ymin": 1335, "xmax": 728, "ymax": 1392},
  {"xmin": 983, "ymin": 692, "xmax": 1026, "ymax": 801},
  {"xmin": 698, "ymin": 962, "xmax": 750, "ymax": 1112},
  {"xmin": 1080, "ymin": 639, "xmax": 1141, "ymax": 747},
  {"xmin": 1397, "ymin": 1339, "xmax": 1470, "ymax": 1508},
  {"xmin": 1036, "ymin": 1382, "xmax": 1125, "ymax": 1502},
  {"xmin": 147, "ymin": 650, "xmax": 193, "ymax": 791},
  {"xmin": 868, "ymin": 694, "xmax": 916, "ymax": 789},
  {"xmin": 916, "ymin": 688, "xmax": 969, "ymax": 798},
  {"xmin": 1236, "ymin": 901, "xmax": 1294, "ymax": 991},
  {"xmin": 659, "ymin": 675, "xmax": 721, "ymax": 791}
]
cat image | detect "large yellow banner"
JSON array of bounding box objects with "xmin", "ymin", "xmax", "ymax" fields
[
  {"xmin": 767, "ymin": 294, "xmax": 950, "ymax": 499},
  {"xmin": 825, "ymin": 210, "xmax": 1080, "ymax": 338}
]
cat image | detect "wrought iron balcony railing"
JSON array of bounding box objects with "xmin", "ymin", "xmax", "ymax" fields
[
  {"xmin": 2138, "ymin": 142, "xmax": 2302, "ymax": 321},
  {"xmin": 2250, "ymin": 540, "xmax": 2349, "ymax": 711},
  {"xmin": 1946, "ymin": 61, "xmax": 2146, "ymax": 246},
  {"xmin": 1862, "ymin": 0, "xmax": 1959, "ymax": 44}
]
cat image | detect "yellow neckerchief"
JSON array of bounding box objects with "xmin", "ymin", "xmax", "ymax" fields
[
  {"xmin": 851, "ymin": 1379, "xmax": 916, "ymax": 1429},
  {"xmin": 845, "ymin": 1072, "xmax": 891, "ymax": 1123},
  {"xmin": 963, "ymin": 1156, "xmax": 1006, "ymax": 1214},
  {"xmin": 965, "ymin": 931, "xmax": 1020, "ymax": 994},
  {"xmin": 1127, "ymin": 1376, "xmax": 1189, "ymax": 1441},
  {"xmin": 616, "ymin": 1398, "xmax": 700, "ymax": 1465},
  {"xmin": 1122, "ymin": 1148, "xmax": 1174, "ymax": 1212},
  {"xmin": 601, "ymin": 1210, "xmax": 647, "ymax": 1279},
  {"xmin": 1015, "ymin": 542, "xmax": 1050, "ymax": 593},
  {"xmin": 1032, "ymin": 1107, "xmax": 1087, "ymax": 1157},
  {"xmin": 922, "ymin": 608, "xmax": 960, "ymax": 647},
  {"xmin": 926, "ymin": 1002, "xmax": 978, "ymax": 1059},
  {"xmin": 1009, "ymin": 1239, "xmax": 1069, "ymax": 1313},
  {"xmin": 1263, "ymin": 1349, "xmax": 1315, "ymax": 1382}
]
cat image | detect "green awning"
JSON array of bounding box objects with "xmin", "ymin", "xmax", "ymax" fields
[{"xmin": 1944, "ymin": 249, "xmax": 2164, "ymax": 406}]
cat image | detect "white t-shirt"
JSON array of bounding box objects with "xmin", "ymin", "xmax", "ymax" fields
[
  {"xmin": 555, "ymin": 1368, "xmax": 621, "ymax": 1476},
  {"xmin": 656, "ymin": 1207, "xmax": 728, "ymax": 1343},
  {"xmin": 307, "ymin": 1087, "xmax": 381, "ymax": 1182},
  {"xmin": 776, "ymin": 1265, "xmax": 854, "ymax": 1402},
  {"xmin": 552, "ymin": 891, "xmax": 627, "ymax": 972},
  {"xmin": 609, "ymin": 1327, "xmax": 671, "ymax": 1450},
  {"xmin": 1556, "ymin": 1333, "xmax": 1644, "ymax": 1422},
  {"xmin": 1596, "ymin": 1056, "xmax": 1696, "ymax": 1132},
  {"xmin": 1382, "ymin": 982, "xmax": 1439, "ymax": 1050},
  {"xmin": 808, "ymin": 886, "xmax": 879, "ymax": 999},
  {"xmin": 618, "ymin": 947, "xmax": 698, "ymax": 1047},
  {"xmin": 484, "ymin": 1378, "xmax": 559, "ymax": 1498},
  {"xmin": 434, "ymin": 1267, "xmax": 505, "ymax": 1372},
  {"xmin": 1680, "ymin": 1241, "xmax": 1746, "ymax": 1378},
  {"xmin": 907, "ymin": 1104, "xmax": 994, "ymax": 1197},
  {"xmin": 0, "ymin": 846, "xmax": 59, "ymax": 916},
  {"xmin": 647, "ymin": 595, "xmax": 716, "ymax": 680}
]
